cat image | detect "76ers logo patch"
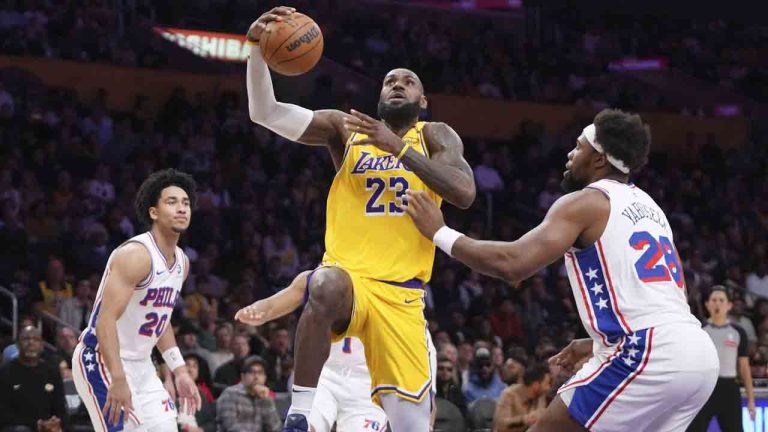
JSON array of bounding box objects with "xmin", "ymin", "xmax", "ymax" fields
[
  {"xmin": 363, "ymin": 419, "xmax": 382, "ymax": 430},
  {"xmin": 162, "ymin": 398, "xmax": 176, "ymax": 412}
]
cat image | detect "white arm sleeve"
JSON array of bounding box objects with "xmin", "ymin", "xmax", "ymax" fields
[{"xmin": 246, "ymin": 45, "xmax": 314, "ymax": 141}]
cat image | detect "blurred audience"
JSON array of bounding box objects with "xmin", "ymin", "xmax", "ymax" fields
[
  {"xmin": 216, "ymin": 356, "xmax": 281, "ymax": 432},
  {"xmin": 493, "ymin": 365, "xmax": 550, "ymax": 432}
]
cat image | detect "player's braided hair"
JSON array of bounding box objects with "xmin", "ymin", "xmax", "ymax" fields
[
  {"xmin": 594, "ymin": 109, "xmax": 651, "ymax": 173},
  {"xmin": 134, "ymin": 168, "xmax": 197, "ymax": 228}
]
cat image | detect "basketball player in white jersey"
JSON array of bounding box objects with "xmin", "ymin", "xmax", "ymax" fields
[
  {"xmin": 236, "ymin": 271, "xmax": 438, "ymax": 432},
  {"xmin": 72, "ymin": 169, "xmax": 202, "ymax": 431},
  {"xmin": 406, "ymin": 109, "xmax": 719, "ymax": 431}
]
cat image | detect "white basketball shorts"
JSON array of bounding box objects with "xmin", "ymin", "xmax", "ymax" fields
[
  {"xmin": 558, "ymin": 322, "xmax": 719, "ymax": 432},
  {"xmin": 73, "ymin": 343, "xmax": 177, "ymax": 431},
  {"xmin": 310, "ymin": 365, "xmax": 387, "ymax": 432}
]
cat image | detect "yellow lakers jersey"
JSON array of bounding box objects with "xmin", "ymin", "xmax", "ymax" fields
[{"xmin": 322, "ymin": 121, "xmax": 442, "ymax": 283}]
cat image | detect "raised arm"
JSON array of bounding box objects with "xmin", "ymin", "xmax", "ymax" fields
[
  {"xmin": 406, "ymin": 188, "xmax": 608, "ymax": 285},
  {"xmin": 343, "ymin": 111, "xmax": 476, "ymax": 208},
  {"xmin": 94, "ymin": 242, "xmax": 151, "ymax": 425},
  {"xmin": 235, "ymin": 271, "xmax": 311, "ymax": 326},
  {"xmin": 401, "ymin": 122, "xmax": 475, "ymax": 209},
  {"xmin": 246, "ymin": 7, "xmax": 349, "ymax": 167}
]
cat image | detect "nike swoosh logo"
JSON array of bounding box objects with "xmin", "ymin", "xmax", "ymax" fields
[
  {"xmin": 404, "ymin": 298, "xmax": 421, "ymax": 304},
  {"xmin": 156, "ymin": 270, "xmax": 164, "ymax": 275}
]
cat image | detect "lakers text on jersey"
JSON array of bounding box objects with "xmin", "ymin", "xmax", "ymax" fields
[{"xmin": 322, "ymin": 121, "xmax": 442, "ymax": 284}]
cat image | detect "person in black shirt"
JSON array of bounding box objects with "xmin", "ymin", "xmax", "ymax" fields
[
  {"xmin": 435, "ymin": 354, "xmax": 467, "ymax": 416},
  {"xmin": 0, "ymin": 326, "xmax": 68, "ymax": 432},
  {"xmin": 688, "ymin": 287, "xmax": 755, "ymax": 432},
  {"xmin": 214, "ymin": 333, "xmax": 252, "ymax": 391}
]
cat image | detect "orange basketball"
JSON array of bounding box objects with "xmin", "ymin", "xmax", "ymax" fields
[{"xmin": 260, "ymin": 12, "xmax": 324, "ymax": 76}]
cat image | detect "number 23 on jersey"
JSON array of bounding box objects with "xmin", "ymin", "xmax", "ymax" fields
[{"xmin": 365, "ymin": 176, "xmax": 409, "ymax": 216}]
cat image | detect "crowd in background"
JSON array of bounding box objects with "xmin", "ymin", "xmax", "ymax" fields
[
  {"xmin": 1, "ymin": 0, "xmax": 766, "ymax": 108},
  {"xmin": 1, "ymin": 0, "xmax": 767, "ymax": 430},
  {"xmin": 1, "ymin": 68, "xmax": 767, "ymax": 429}
]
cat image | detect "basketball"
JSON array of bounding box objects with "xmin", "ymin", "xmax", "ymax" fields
[{"xmin": 260, "ymin": 12, "xmax": 324, "ymax": 76}]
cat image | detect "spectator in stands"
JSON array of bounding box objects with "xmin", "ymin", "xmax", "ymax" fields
[
  {"xmin": 0, "ymin": 169, "xmax": 20, "ymax": 215},
  {"xmin": 501, "ymin": 353, "xmax": 527, "ymax": 385},
  {"xmin": 262, "ymin": 228, "xmax": 299, "ymax": 280},
  {"xmin": 85, "ymin": 164, "xmax": 115, "ymax": 203},
  {"xmin": 178, "ymin": 325, "xmax": 213, "ymax": 367},
  {"xmin": 493, "ymin": 365, "xmax": 550, "ymax": 432},
  {"xmin": 457, "ymin": 341, "xmax": 474, "ymax": 384},
  {"xmin": 206, "ymin": 323, "xmax": 234, "ymax": 375},
  {"xmin": 458, "ymin": 271, "xmax": 484, "ymax": 313},
  {"xmin": 436, "ymin": 353, "xmax": 467, "ymax": 416},
  {"xmin": 0, "ymin": 80, "xmax": 13, "ymax": 116},
  {"xmin": 262, "ymin": 326, "xmax": 292, "ymax": 392},
  {"xmin": 6, "ymin": 266, "xmax": 39, "ymax": 317},
  {"xmin": 179, "ymin": 353, "xmax": 217, "ymax": 432},
  {"xmin": 53, "ymin": 326, "xmax": 77, "ymax": 365},
  {"xmin": 193, "ymin": 299, "xmax": 220, "ymax": 351},
  {"xmin": 0, "ymin": 198, "xmax": 25, "ymax": 277},
  {"xmin": 474, "ymin": 151, "xmax": 504, "ymax": 193},
  {"xmin": 36, "ymin": 257, "xmax": 72, "ymax": 316},
  {"xmin": 50, "ymin": 172, "xmax": 74, "ymax": 217},
  {"xmin": 187, "ymin": 257, "xmax": 227, "ymax": 301},
  {"xmin": 730, "ymin": 296, "xmax": 757, "ymax": 352},
  {"xmin": 0, "ymin": 326, "xmax": 68, "ymax": 431},
  {"xmin": 58, "ymin": 279, "xmax": 93, "ymax": 330},
  {"xmin": 25, "ymin": 201, "xmax": 59, "ymax": 250},
  {"xmin": 536, "ymin": 177, "xmax": 562, "ymax": 211},
  {"xmin": 214, "ymin": 333, "xmax": 252, "ymax": 388},
  {"xmin": 751, "ymin": 350, "xmax": 767, "ymax": 379},
  {"xmin": 747, "ymin": 261, "xmax": 768, "ymax": 299},
  {"xmin": 216, "ymin": 356, "xmax": 281, "ymax": 432},
  {"xmin": 56, "ymin": 356, "xmax": 85, "ymax": 421},
  {"xmin": 71, "ymin": 224, "xmax": 110, "ymax": 277},
  {"xmin": 1, "ymin": 25, "xmax": 768, "ymax": 430},
  {"xmin": 490, "ymin": 297, "xmax": 524, "ymax": 345},
  {"xmin": 463, "ymin": 347, "xmax": 506, "ymax": 404}
]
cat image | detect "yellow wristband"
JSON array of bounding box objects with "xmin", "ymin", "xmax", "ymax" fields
[
  {"xmin": 396, "ymin": 144, "xmax": 410, "ymax": 159},
  {"xmin": 245, "ymin": 39, "xmax": 258, "ymax": 46}
]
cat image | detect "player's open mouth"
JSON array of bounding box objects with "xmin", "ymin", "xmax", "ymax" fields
[{"xmin": 389, "ymin": 93, "xmax": 405, "ymax": 100}]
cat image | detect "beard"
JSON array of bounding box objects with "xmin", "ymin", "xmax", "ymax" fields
[
  {"xmin": 377, "ymin": 100, "xmax": 421, "ymax": 129},
  {"xmin": 561, "ymin": 171, "xmax": 586, "ymax": 193}
]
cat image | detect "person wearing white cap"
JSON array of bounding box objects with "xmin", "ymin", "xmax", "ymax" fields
[{"xmin": 406, "ymin": 109, "xmax": 719, "ymax": 432}]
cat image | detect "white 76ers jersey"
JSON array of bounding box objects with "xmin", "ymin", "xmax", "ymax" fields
[
  {"xmin": 564, "ymin": 180, "xmax": 699, "ymax": 348},
  {"xmin": 80, "ymin": 232, "xmax": 186, "ymax": 360}
]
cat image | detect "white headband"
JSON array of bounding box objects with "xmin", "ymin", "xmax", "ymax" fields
[{"xmin": 581, "ymin": 124, "xmax": 630, "ymax": 174}]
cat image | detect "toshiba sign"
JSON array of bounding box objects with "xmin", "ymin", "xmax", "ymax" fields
[{"xmin": 154, "ymin": 27, "xmax": 250, "ymax": 62}]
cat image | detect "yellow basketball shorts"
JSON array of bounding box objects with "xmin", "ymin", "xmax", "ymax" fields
[{"xmin": 328, "ymin": 268, "xmax": 432, "ymax": 406}]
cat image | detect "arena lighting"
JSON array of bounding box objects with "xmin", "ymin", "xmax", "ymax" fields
[
  {"xmin": 608, "ymin": 57, "xmax": 669, "ymax": 72},
  {"xmin": 154, "ymin": 27, "xmax": 250, "ymax": 62}
]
